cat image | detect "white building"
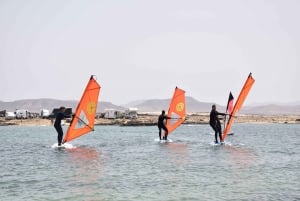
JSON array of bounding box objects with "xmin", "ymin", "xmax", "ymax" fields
[
  {"xmin": 15, "ymin": 109, "xmax": 29, "ymax": 119},
  {"xmin": 40, "ymin": 109, "xmax": 50, "ymax": 119},
  {"xmin": 104, "ymin": 109, "xmax": 118, "ymax": 119},
  {"xmin": 125, "ymin": 108, "xmax": 138, "ymax": 119},
  {"xmin": 5, "ymin": 112, "xmax": 16, "ymax": 120}
]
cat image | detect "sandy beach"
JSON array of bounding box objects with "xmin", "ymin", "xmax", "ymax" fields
[{"xmin": 1, "ymin": 113, "xmax": 300, "ymax": 126}]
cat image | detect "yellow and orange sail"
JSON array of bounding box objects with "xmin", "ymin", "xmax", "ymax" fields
[
  {"xmin": 63, "ymin": 75, "xmax": 101, "ymax": 143},
  {"xmin": 166, "ymin": 87, "xmax": 186, "ymax": 134},
  {"xmin": 222, "ymin": 73, "xmax": 255, "ymax": 141}
]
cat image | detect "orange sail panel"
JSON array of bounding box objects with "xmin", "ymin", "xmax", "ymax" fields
[
  {"xmin": 63, "ymin": 76, "xmax": 101, "ymax": 143},
  {"xmin": 166, "ymin": 87, "xmax": 186, "ymax": 134},
  {"xmin": 222, "ymin": 73, "xmax": 255, "ymax": 141}
]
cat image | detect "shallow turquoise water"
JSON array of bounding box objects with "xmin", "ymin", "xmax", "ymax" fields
[{"xmin": 0, "ymin": 124, "xmax": 299, "ymax": 200}]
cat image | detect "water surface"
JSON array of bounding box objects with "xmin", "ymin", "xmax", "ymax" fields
[{"xmin": 0, "ymin": 124, "xmax": 299, "ymax": 200}]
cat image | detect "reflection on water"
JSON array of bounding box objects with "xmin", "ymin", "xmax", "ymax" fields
[
  {"xmin": 67, "ymin": 146, "xmax": 101, "ymax": 163},
  {"xmin": 164, "ymin": 142, "xmax": 190, "ymax": 166},
  {"xmin": 224, "ymin": 145, "xmax": 258, "ymax": 169},
  {"xmin": 65, "ymin": 146, "xmax": 105, "ymax": 198}
]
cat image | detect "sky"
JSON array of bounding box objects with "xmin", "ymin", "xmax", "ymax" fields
[{"xmin": 0, "ymin": 0, "xmax": 299, "ymax": 106}]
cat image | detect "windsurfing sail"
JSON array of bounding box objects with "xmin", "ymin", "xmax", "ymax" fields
[
  {"xmin": 63, "ymin": 75, "xmax": 101, "ymax": 143},
  {"xmin": 223, "ymin": 92, "xmax": 234, "ymax": 129},
  {"xmin": 226, "ymin": 92, "xmax": 234, "ymax": 115},
  {"xmin": 165, "ymin": 87, "xmax": 186, "ymax": 134},
  {"xmin": 222, "ymin": 73, "xmax": 255, "ymax": 141}
]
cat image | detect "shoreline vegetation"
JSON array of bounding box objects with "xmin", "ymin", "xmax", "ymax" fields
[{"xmin": 1, "ymin": 113, "xmax": 300, "ymax": 126}]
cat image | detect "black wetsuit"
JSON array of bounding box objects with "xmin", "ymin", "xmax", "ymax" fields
[
  {"xmin": 209, "ymin": 110, "xmax": 226, "ymax": 143},
  {"xmin": 54, "ymin": 112, "xmax": 67, "ymax": 145},
  {"xmin": 157, "ymin": 114, "xmax": 170, "ymax": 140}
]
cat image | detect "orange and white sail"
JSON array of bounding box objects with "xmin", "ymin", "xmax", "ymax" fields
[
  {"xmin": 63, "ymin": 75, "xmax": 101, "ymax": 143},
  {"xmin": 165, "ymin": 87, "xmax": 186, "ymax": 134},
  {"xmin": 222, "ymin": 73, "xmax": 255, "ymax": 141}
]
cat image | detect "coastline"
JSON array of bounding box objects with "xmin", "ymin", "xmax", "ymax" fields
[{"xmin": 1, "ymin": 113, "xmax": 300, "ymax": 126}]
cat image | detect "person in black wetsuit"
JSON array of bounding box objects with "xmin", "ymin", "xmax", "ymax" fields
[
  {"xmin": 157, "ymin": 110, "xmax": 171, "ymax": 140},
  {"xmin": 209, "ymin": 104, "xmax": 226, "ymax": 143},
  {"xmin": 54, "ymin": 106, "xmax": 68, "ymax": 146}
]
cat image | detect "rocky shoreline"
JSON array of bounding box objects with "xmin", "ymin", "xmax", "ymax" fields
[{"xmin": 1, "ymin": 113, "xmax": 300, "ymax": 127}]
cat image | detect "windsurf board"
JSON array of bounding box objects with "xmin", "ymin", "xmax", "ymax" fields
[{"xmin": 51, "ymin": 143, "xmax": 75, "ymax": 149}]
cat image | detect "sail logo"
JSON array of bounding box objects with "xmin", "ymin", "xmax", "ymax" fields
[
  {"xmin": 176, "ymin": 102, "xmax": 184, "ymax": 112},
  {"xmin": 87, "ymin": 102, "xmax": 96, "ymax": 115}
]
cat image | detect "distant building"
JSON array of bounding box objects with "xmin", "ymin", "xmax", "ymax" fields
[
  {"xmin": 15, "ymin": 109, "xmax": 29, "ymax": 119},
  {"xmin": 40, "ymin": 109, "xmax": 50, "ymax": 119},
  {"xmin": 5, "ymin": 111, "xmax": 16, "ymax": 120},
  {"xmin": 0, "ymin": 110, "xmax": 6, "ymax": 117},
  {"xmin": 125, "ymin": 108, "xmax": 138, "ymax": 119},
  {"xmin": 104, "ymin": 109, "xmax": 122, "ymax": 119}
]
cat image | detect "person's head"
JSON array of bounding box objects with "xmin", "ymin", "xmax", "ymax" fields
[
  {"xmin": 60, "ymin": 106, "xmax": 66, "ymax": 112},
  {"xmin": 212, "ymin": 104, "xmax": 216, "ymax": 110},
  {"xmin": 162, "ymin": 110, "xmax": 165, "ymax": 115}
]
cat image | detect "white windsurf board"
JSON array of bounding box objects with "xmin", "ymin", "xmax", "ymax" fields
[
  {"xmin": 210, "ymin": 141, "xmax": 231, "ymax": 146},
  {"xmin": 154, "ymin": 138, "xmax": 173, "ymax": 143},
  {"xmin": 51, "ymin": 143, "xmax": 75, "ymax": 149}
]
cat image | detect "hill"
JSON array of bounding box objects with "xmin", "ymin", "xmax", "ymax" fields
[
  {"xmin": 0, "ymin": 99, "xmax": 125, "ymax": 113},
  {"xmin": 129, "ymin": 96, "xmax": 221, "ymax": 113},
  {"xmin": 1, "ymin": 98, "xmax": 300, "ymax": 115},
  {"xmin": 243, "ymin": 104, "xmax": 300, "ymax": 115}
]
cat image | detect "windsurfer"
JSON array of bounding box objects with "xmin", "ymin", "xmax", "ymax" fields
[
  {"xmin": 209, "ymin": 104, "xmax": 226, "ymax": 143},
  {"xmin": 54, "ymin": 106, "xmax": 68, "ymax": 146},
  {"xmin": 157, "ymin": 110, "xmax": 171, "ymax": 140}
]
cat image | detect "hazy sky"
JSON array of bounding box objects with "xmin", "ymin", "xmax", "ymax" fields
[{"xmin": 0, "ymin": 0, "xmax": 299, "ymax": 105}]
